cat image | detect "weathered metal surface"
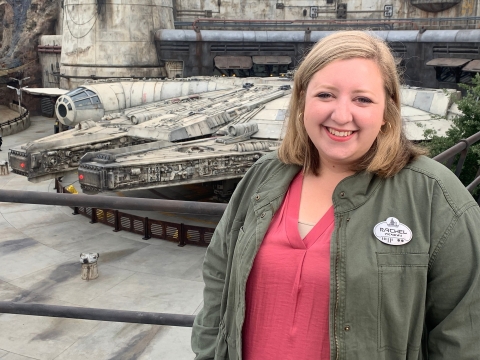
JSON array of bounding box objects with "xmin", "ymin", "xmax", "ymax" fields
[
  {"xmin": 252, "ymin": 56, "xmax": 292, "ymax": 65},
  {"xmin": 462, "ymin": 60, "xmax": 480, "ymax": 72},
  {"xmin": 214, "ymin": 56, "xmax": 253, "ymax": 69},
  {"xmin": 154, "ymin": 29, "xmax": 480, "ymax": 88},
  {"xmin": 9, "ymin": 78, "xmax": 291, "ymax": 182},
  {"xmin": 78, "ymin": 138, "xmax": 281, "ymax": 192},
  {"xmin": 426, "ymin": 58, "xmax": 472, "ymax": 67},
  {"xmin": 60, "ymin": 0, "xmax": 175, "ymax": 89},
  {"xmin": 55, "ymin": 79, "xmax": 235, "ymax": 126},
  {"xmin": 410, "ymin": 0, "xmax": 462, "ymax": 13}
]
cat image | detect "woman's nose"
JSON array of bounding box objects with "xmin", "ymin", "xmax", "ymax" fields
[{"xmin": 330, "ymin": 100, "xmax": 353, "ymax": 124}]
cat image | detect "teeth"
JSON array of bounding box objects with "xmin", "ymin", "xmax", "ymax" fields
[{"xmin": 328, "ymin": 128, "xmax": 353, "ymax": 137}]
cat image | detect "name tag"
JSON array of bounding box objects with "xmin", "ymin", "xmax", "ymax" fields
[{"xmin": 373, "ymin": 217, "xmax": 412, "ymax": 246}]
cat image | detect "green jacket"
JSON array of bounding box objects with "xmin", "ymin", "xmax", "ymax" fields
[{"xmin": 192, "ymin": 152, "xmax": 480, "ymax": 360}]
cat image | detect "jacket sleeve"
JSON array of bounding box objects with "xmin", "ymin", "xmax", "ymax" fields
[
  {"xmin": 191, "ymin": 176, "xmax": 250, "ymax": 359},
  {"xmin": 426, "ymin": 204, "xmax": 480, "ymax": 359}
]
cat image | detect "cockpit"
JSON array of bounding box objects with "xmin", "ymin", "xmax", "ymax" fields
[{"xmin": 55, "ymin": 87, "xmax": 103, "ymax": 126}]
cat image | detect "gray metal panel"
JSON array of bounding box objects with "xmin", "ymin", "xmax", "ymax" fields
[
  {"xmin": 200, "ymin": 30, "xmax": 243, "ymax": 42},
  {"xmin": 155, "ymin": 29, "xmax": 187, "ymax": 42},
  {"xmin": 413, "ymin": 92, "xmax": 434, "ymax": 112},
  {"xmin": 455, "ymin": 30, "xmax": 480, "ymax": 43},
  {"xmin": 215, "ymin": 56, "xmax": 253, "ymax": 69},
  {"xmin": 252, "ymin": 56, "xmax": 291, "ymax": 65},
  {"xmin": 254, "ymin": 31, "xmax": 269, "ymax": 42},
  {"xmin": 241, "ymin": 31, "xmax": 257, "ymax": 42},
  {"xmin": 201, "ymin": 30, "xmax": 230, "ymax": 42},
  {"xmin": 385, "ymin": 31, "xmax": 419, "ymax": 42},
  {"xmin": 266, "ymin": 31, "xmax": 304, "ymax": 42},
  {"xmin": 23, "ymin": 88, "xmax": 68, "ymax": 97},
  {"xmin": 419, "ymin": 30, "xmax": 459, "ymax": 43},
  {"xmin": 426, "ymin": 58, "xmax": 471, "ymax": 67},
  {"xmin": 462, "ymin": 60, "xmax": 480, "ymax": 72},
  {"xmin": 275, "ymin": 109, "xmax": 286, "ymax": 121}
]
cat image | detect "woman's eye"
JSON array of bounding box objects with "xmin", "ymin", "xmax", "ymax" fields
[
  {"xmin": 357, "ymin": 97, "xmax": 373, "ymax": 104},
  {"xmin": 317, "ymin": 93, "xmax": 332, "ymax": 99}
]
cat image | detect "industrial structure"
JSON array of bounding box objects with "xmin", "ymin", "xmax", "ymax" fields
[{"xmin": 30, "ymin": 0, "xmax": 480, "ymax": 91}]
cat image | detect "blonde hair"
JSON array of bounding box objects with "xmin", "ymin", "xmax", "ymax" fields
[{"xmin": 278, "ymin": 31, "xmax": 425, "ymax": 177}]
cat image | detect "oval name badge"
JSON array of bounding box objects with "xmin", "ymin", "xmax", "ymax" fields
[{"xmin": 373, "ymin": 217, "xmax": 412, "ymax": 246}]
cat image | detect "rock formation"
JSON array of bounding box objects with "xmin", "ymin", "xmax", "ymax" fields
[{"xmin": 0, "ymin": 0, "xmax": 59, "ymax": 112}]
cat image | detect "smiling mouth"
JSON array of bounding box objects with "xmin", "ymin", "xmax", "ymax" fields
[{"xmin": 326, "ymin": 127, "xmax": 355, "ymax": 137}]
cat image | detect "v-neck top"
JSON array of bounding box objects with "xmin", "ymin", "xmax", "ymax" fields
[{"xmin": 242, "ymin": 172, "xmax": 335, "ymax": 360}]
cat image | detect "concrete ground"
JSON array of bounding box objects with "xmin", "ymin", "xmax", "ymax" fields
[{"xmin": 0, "ymin": 116, "xmax": 208, "ymax": 359}]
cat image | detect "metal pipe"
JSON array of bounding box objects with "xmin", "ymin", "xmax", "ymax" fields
[
  {"xmin": 190, "ymin": 17, "xmax": 415, "ymax": 31},
  {"xmin": 466, "ymin": 175, "xmax": 480, "ymax": 193},
  {"xmin": 186, "ymin": 16, "xmax": 480, "ymax": 32},
  {"xmin": 0, "ymin": 302, "xmax": 195, "ymax": 327},
  {"xmin": 180, "ymin": 21, "xmax": 393, "ymax": 30},
  {"xmin": 0, "ymin": 190, "xmax": 227, "ymax": 216}
]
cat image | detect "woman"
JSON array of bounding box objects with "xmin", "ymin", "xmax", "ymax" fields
[{"xmin": 192, "ymin": 31, "xmax": 480, "ymax": 360}]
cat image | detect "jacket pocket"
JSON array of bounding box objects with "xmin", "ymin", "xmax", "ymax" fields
[{"xmin": 376, "ymin": 253, "xmax": 429, "ymax": 354}]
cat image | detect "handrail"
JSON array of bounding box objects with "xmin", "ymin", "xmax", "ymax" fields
[
  {"xmin": 433, "ymin": 130, "xmax": 480, "ymax": 201},
  {"xmin": 432, "ymin": 132, "xmax": 480, "ymax": 163},
  {"xmin": 0, "ymin": 189, "xmax": 227, "ymax": 216},
  {"xmin": 0, "ymin": 301, "xmax": 195, "ymax": 327}
]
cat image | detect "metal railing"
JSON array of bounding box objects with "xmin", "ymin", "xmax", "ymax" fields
[
  {"xmin": 0, "ymin": 109, "xmax": 29, "ymax": 128},
  {"xmin": 180, "ymin": 16, "xmax": 480, "ymax": 32},
  {"xmin": 0, "ymin": 187, "xmax": 223, "ymax": 327},
  {"xmin": 0, "ymin": 302, "xmax": 195, "ymax": 327},
  {"xmin": 0, "ymin": 133, "xmax": 479, "ymax": 327},
  {"xmin": 433, "ymin": 130, "xmax": 480, "ymax": 203},
  {"xmin": 0, "ymin": 188, "xmax": 226, "ymax": 216}
]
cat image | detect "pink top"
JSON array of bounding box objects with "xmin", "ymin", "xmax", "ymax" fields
[{"xmin": 243, "ymin": 173, "xmax": 334, "ymax": 360}]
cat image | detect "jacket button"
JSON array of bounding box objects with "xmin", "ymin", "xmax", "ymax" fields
[
  {"xmin": 340, "ymin": 191, "xmax": 345, "ymax": 197},
  {"xmin": 260, "ymin": 212, "xmax": 266, "ymax": 218},
  {"xmin": 255, "ymin": 194, "xmax": 260, "ymax": 201},
  {"xmin": 344, "ymin": 325, "xmax": 351, "ymax": 331}
]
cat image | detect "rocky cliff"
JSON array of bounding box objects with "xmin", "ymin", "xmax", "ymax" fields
[{"xmin": 0, "ymin": 0, "xmax": 59, "ymax": 112}]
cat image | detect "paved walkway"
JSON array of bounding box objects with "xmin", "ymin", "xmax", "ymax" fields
[{"xmin": 0, "ymin": 117, "xmax": 206, "ymax": 359}]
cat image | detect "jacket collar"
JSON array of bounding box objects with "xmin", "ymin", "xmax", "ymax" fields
[
  {"xmin": 252, "ymin": 163, "xmax": 301, "ymax": 214},
  {"xmin": 333, "ymin": 170, "xmax": 381, "ymax": 214},
  {"xmin": 249, "ymin": 154, "xmax": 381, "ymax": 215}
]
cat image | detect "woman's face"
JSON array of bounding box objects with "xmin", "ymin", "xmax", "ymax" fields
[{"xmin": 303, "ymin": 58, "xmax": 386, "ymax": 171}]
